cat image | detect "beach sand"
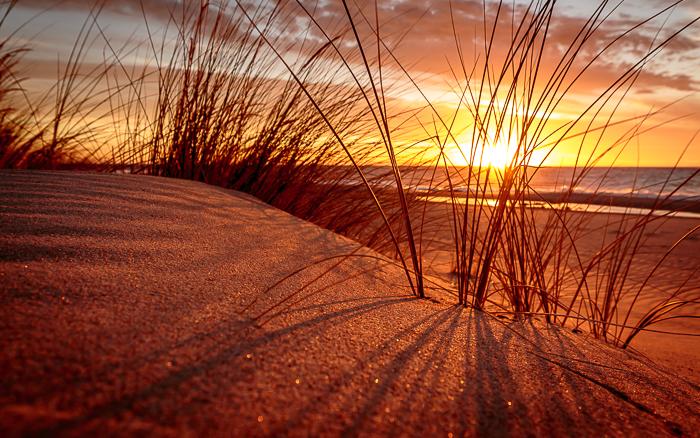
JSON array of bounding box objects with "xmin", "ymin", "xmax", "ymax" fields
[{"xmin": 1, "ymin": 170, "xmax": 699, "ymax": 436}]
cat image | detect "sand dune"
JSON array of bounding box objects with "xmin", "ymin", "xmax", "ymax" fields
[{"xmin": 1, "ymin": 171, "xmax": 699, "ymax": 436}]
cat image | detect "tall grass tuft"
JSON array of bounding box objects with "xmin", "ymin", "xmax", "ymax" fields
[
  {"xmin": 418, "ymin": 1, "xmax": 700, "ymax": 346},
  {"xmin": 0, "ymin": 1, "xmax": 117, "ymax": 169},
  {"xmin": 242, "ymin": 0, "xmax": 700, "ymax": 345},
  {"xmin": 0, "ymin": 1, "xmax": 39, "ymax": 168}
]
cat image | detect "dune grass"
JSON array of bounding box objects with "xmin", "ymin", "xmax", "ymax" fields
[
  {"xmin": 240, "ymin": 0, "xmax": 700, "ymax": 347},
  {"xmin": 1, "ymin": 0, "xmax": 699, "ymax": 348},
  {"xmin": 0, "ymin": 1, "xmax": 120, "ymax": 169},
  {"xmin": 0, "ymin": 1, "xmax": 42, "ymax": 168}
]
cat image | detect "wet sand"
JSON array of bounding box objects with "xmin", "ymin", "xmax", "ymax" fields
[{"xmin": 1, "ymin": 170, "xmax": 699, "ymax": 436}]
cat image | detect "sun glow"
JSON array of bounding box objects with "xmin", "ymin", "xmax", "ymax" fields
[
  {"xmin": 481, "ymin": 138, "xmax": 515, "ymax": 169},
  {"xmin": 447, "ymin": 133, "xmax": 519, "ymax": 169},
  {"xmin": 446, "ymin": 130, "xmax": 553, "ymax": 169}
]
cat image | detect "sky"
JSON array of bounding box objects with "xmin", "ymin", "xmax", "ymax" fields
[{"xmin": 4, "ymin": 0, "xmax": 700, "ymax": 167}]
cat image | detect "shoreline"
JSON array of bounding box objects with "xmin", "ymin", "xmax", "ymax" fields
[{"xmin": 422, "ymin": 189, "xmax": 700, "ymax": 215}]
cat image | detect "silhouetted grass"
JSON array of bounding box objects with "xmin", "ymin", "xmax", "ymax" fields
[
  {"xmin": 0, "ymin": 1, "xmax": 117, "ymax": 169},
  {"xmin": 90, "ymin": 0, "xmax": 437, "ymax": 277},
  {"xmin": 432, "ymin": 1, "xmax": 699, "ymax": 347},
  {"xmin": 243, "ymin": 0, "xmax": 700, "ymax": 347},
  {"xmin": 0, "ymin": 1, "xmax": 40, "ymax": 167}
]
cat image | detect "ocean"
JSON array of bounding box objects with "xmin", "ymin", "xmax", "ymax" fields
[{"xmin": 361, "ymin": 166, "xmax": 700, "ymax": 218}]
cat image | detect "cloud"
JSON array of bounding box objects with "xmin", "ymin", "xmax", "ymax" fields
[
  {"xmin": 14, "ymin": 0, "xmax": 179, "ymax": 16},
  {"xmin": 10, "ymin": 0, "xmax": 700, "ymax": 95}
]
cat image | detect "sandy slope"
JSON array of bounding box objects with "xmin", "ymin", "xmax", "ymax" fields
[{"xmin": 1, "ymin": 170, "xmax": 699, "ymax": 437}]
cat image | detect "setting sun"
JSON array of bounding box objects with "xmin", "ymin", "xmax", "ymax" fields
[
  {"xmin": 481, "ymin": 137, "xmax": 516, "ymax": 169},
  {"xmin": 446, "ymin": 130, "xmax": 554, "ymax": 169},
  {"xmin": 447, "ymin": 131, "xmax": 522, "ymax": 169}
]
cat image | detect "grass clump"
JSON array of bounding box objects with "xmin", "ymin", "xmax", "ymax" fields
[{"xmin": 248, "ymin": 0, "xmax": 700, "ymax": 346}]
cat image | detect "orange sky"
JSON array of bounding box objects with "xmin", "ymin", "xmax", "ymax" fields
[{"xmin": 5, "ymin": 0, "xmax": 700, "ymax": 167}]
